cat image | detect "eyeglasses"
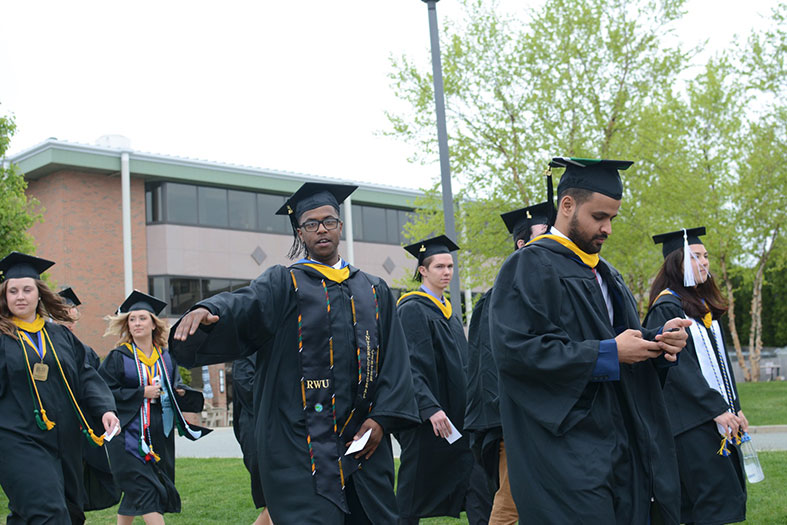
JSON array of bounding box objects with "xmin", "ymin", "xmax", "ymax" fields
[{"xmin": 299, "ymin": 217, "xmax": 341, "ymax": 232}]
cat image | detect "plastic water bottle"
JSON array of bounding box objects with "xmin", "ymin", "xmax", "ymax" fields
[{"xmin": 740, "ymin": 432, "xmax": 765, "ymax": 483}]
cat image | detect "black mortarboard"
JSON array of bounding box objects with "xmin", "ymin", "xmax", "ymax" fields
[
  {"xmin": 500, "ymin": 201, "xmax": 553, "ymax": 239},
  {"xmin": 0, "ymin": 252, "xmax": 55, "ymax": 282},
  {"xmin": 118, "ymin": 290, "xmax": 167, "ymax": 315},
  {"xmin": 275, "ymin": 182, "xmax": 357, "ymax": 229},
  {"xmin": 58, "ymin": 287, "xmax": 81, "ymax": 307},
  {"xmin": 652, "ymin": 227, "xmax": 706, "ymax": 259},
  {"xmin": 403, "ymin": 234, "xmax": 460, "ymax": 265},
  {"xmin": 550, "ymin": 157, "xmax": 633, "ymax": 200}
]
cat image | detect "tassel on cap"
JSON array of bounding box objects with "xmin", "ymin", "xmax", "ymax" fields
[{"xmin": 683, "ymin": 228, "xmax": 697, "ymax": 288}]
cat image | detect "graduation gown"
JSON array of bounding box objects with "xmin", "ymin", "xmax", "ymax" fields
[
  {"xmin": 81, "ymin": 346, "xmax": 122, "ymax": 511},
  {"xmin": 489, "ymin": 237, "xmax": 680, "ymax": 524},
  {"xmin": 395, "ymin": 292, "xmax": 474, "ymax": 519},
  {"xmin": 98, "ymin": 345, "xmax": 210, "ymax": 516},
  {"xmin": 644, "ymin": 294, "xmax": 746, "ymax": 524},
  {"xmin": 168, "ymin": 263, "xmax": 420, "ymax": 525},
  {"xmin": 232, "ymin": 353, "xmax": 266, "ymax": 509},
  {"xmin": 464, "ymin": 289, "xmax": 503, "ymax": 489},
  {"xmin": 0, "ymin": 322, "xmax": 116, "ymax": 525}
]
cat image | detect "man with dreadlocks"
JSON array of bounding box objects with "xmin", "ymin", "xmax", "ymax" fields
[{"xmin": 169, "ymin": 183, "xmax": 420, "ymax": 524}]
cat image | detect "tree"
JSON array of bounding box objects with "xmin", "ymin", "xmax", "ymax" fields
[{"xmin": 0, "ymin": 113, "xmax": 42, "ymax": 257}]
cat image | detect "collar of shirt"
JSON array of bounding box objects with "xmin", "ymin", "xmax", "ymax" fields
[{"xmin": 419, "ymin": 284, "xmax": 445, "ymax": 305}]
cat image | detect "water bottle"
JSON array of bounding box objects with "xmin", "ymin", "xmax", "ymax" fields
[{"xmin": 740, "ymin": 432, "xmax": 765, "ymax": 483}]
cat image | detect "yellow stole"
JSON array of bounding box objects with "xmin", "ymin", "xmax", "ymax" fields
[
  {"xmin": 301, "ymin": 263, "xmax": 351, "ymax": 284},
  {"xmin": 14, "ymin": 315, "xmax": 47, "ymax": 359},
  {"xmin": 527, "ymin": 234, "xmax": 600, "ymax": 268},
  {"xmin": 124, "ymin": 343, "xmax": 161, "ymax": 383},
  {"xmin": 397, "ymin": 291, "xmax": 452, "ymax": 319}
]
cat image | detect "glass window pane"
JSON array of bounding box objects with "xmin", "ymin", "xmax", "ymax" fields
[
  {"xmin": 352, "ymin": 204, "xmax": 364, "ymax": 241},
  {"xmin": 398, "ymin": 210, "xmax": 412, "ymax": 244},
  {"xmin": 166, "ymin": 183, "xmax": 198, "ymax": 224},
  {"xmin": 170, "ymin": 278, "xmax": 201, "ymax": 315},
  {"xmin": 148, "ymin": 276, "xmax": 168, "ymax": 316},
  {"xmin": 257, "ymin": 193, "xmax": 289, "ymax": 233},
  {"xmin": 202, "ymin": 278, "xmax": 231, "ymax": 299},
  {"xmin": 386, "ymin": 209, "xmax": 399, "ymax": 244},
  {"xmin": 362, "ymin": 206, "xmax": 387, "ymax": 243},
  {"xmin": 146, "ymin": 190, "xmax": 152, "ymax": 223},
  {"xmin": 228, "ymin": 190, "xmax": 256, "ymax": 230},
  {"xmin": 198, "ymin": 187, "xmax": 228, "ymax": 227}
]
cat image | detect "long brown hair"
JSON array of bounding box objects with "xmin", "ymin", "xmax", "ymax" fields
[
  {"xmin": 0, "ymin": 279, "xmax": 74, "ymax": 337},
  {"xmin": 104, "ymin": 310, "xmax": 170, "ymax": 349},
  {"xmin": 648, "ymin": 248, "xmax": 728, "ymax": 320}
]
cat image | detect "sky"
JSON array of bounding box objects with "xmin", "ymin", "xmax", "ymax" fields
[{"xmin": 0, "ymin": 0, "xmax": 781, "ymax": 190}]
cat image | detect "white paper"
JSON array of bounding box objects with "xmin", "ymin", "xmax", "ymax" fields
[
  {"xmin": 445, "ymin": 419, "xmax": 462, "ymax": 444},
  {"xmin": 103, "ymin": 423, "xmax": 121, "ymax": 443},
  {"xmin": 345, "ymin": 428, "xmax": 372, "ymax": 455}
]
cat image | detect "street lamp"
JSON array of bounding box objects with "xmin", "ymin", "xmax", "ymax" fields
[{"xmin": 420, "ymin": 0, "xmax": 463, "ymax": 319}]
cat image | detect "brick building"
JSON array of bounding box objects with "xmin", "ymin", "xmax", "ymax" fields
[{"xmin": 9, "ymin": 136, "xmax": 427, "ymax": 424}]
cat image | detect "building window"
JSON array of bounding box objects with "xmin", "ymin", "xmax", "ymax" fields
[
  {"xmin": 198, "ymin": 186, "xmax": 229, "ymax": 227},
  {"xmin": 150, "ymin": 275, "xmax": 256, "ymax": 316},
  {"xmin": 228, "ymin": 190, "xmax": 256, "ymax": 230},
  {"xmin": 144, "ymin": 181, "xmax": 413, "ymax": 245},
  {"xmin": 165, "ymin": 183, "xmax": 198, "ymax": 224}
]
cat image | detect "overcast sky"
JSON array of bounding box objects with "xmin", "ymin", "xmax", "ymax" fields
[{"xmin": 0, "ymin": 0, "xmax": 780, "ymax": 190}]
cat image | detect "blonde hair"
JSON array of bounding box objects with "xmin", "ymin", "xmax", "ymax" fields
[
  {"xmin": 104, "ymin": 310, "xmax": 170, "ymax": 349},
  {"xmin": 0, "ymin": 279, "xmax": 74, "ymax": 337}
]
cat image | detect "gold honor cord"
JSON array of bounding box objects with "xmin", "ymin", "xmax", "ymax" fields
[{"xmin": 17, "ymin": 331, "xmax": 56, "ymax": 430}]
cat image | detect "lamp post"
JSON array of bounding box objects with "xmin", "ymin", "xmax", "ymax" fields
[{"xmin": 421, "ymin": 0, "xmax": 463, "ymax": 319}]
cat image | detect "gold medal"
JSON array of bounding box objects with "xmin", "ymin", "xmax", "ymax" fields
[{"xmin": 33, "ymin": 362, "xmax": 49, "ymax": 381}]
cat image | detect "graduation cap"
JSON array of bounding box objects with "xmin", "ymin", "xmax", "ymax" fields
[
  {"xmin": 549, "ymin": 157, "xmax": 633, "ymax": 200},
  {"xmin": 0, "ymin": 252, "xmax": 55, "ymax": 282},
  {"xmin": 118, "ymin": 290, "xmax": 167, "ymax": 316},
  {"xmin": 58, "ymin": 287, "xmax": 81, "ymax": 307},
  {"xmin": 403, "ymin": 234, "xmax": 460, "ymax": 266},
  {"xmin": 500, "ymin": 201, "xmax": 553, "ymax": 241},
  {"xmin": 652, "ymin": 227, "xmax": 707, "ymax": 287},
  {"xmin": 275, "ymin": 182, "xmax": 357, "ymax": 229}
]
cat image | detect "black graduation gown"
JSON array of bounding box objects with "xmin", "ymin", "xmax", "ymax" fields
[
  {"xmin": 232, "ymin": 353, "xmax": 266, "ymax": 509},
  {"xmin": 643, "ymin": 294, "xmax": 746, "ymax": 524},
  {"xmin": 81, "ymin": 346, "xmax": 122, "ymax": 511},
  {"xmin": 168, "ymin": 264, "xmax": 420, "ymax": 525},
  {"xmin": 99, "ymin": 345, "xmax": 209, "ymax": 516},
  {"xmin": 489, "ymin": 238, "xmax": 681, "ymax": 524},
  {"xmin": 0, "ymin": 322, "xmax": 116, "ymax": 525},
  {"xmin": 464, "ymin": 289, "xmax": 503, "ymax": 489},
  {"xmin": 395, "ymin": 293, "xmax": 474, "ymax": 520}
]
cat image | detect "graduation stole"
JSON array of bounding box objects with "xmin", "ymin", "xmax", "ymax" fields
[
  {"xmin": 12, "ymin": 316, "xmax": 105, "ymax": 446},
  {"xmin": 125, "ymin": 342, "xmax": 203, "ymax": 463},
  {"xmin": 396, "ymin": 290, "xmax": 452, "ymax": 319},
  {"xmin": 289, "ymin": 263, "xmax": 380, "ymax": 513},
  {"xmin": 656, "ymin": 290, "xmax": 740, "ymax": 455},
  {"xmin": 527, "ymin": 234, "xmax": 600, "ymax": 268}
]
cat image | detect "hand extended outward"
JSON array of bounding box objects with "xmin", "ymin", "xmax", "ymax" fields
[
  {"xmin": 428, "ymin": 409, "xmax": 452, "ymax": 439},
  {"xmin": 101, "ymin": 411, "xmax": 120, "ymax": 435},
  {"xmin": 345, "ymin": 418, "xmax": 383, "ymax": 460},
  {"xmin": 172, "ymin": 307, "xmax": 220, "ymax": 341}
]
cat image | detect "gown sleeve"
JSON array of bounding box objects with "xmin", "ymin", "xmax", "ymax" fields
[
  {"xmin": 489, "ymin": 248, "xmax": 605, "ymax": 436},
  {"xmin": 169, "ymin": 266, "xmax": 289, "ymax": 367},
  {"xmin": 397, "ymin": 299, "xmax": 442, "ymax": 421},
  {"xmin": 364, "ymin": 281, "xmax": 420, "ymax": 433},
  {"xmin": 643, "ymin": 299, "xmax": 731, "ymax": 435}
]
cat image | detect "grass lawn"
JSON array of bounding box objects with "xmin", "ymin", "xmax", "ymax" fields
[
  {"xmin": 737, "ymin": 381, "xmax": 787, "ymax": 426},
  {"xmin": 0, "ymin": 454, "xmax": 785, "ymax": 523}
]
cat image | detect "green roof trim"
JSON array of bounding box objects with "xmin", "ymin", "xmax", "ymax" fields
[{"xmin": 10, "ymin": 140, "xmax": 421, "ymax": 209}]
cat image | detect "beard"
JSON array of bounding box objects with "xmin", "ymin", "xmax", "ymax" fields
[{"xmin": 568, "ymin": 211, "xmax": 607, "ymax": 254}]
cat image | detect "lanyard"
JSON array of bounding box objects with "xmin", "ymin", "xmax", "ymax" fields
[{"xmin": 20, "ymin": 330, "xmax": 46, "ymax": 360}]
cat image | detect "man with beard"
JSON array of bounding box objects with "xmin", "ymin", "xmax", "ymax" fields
[
  {"xmin": 170, "ymin": 183, "xmax": 419, "ymax": 524},
  {"xmin": 489, "ymin": 158, "xmax": 691, "ymax": 524}
]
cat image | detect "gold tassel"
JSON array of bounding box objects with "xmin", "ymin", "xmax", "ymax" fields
[
  {"xmin": 717, "ymin": 435, "xmax": 730, "ymax": 456},
  {"xmin": 40, "ymin": 409, "xmax": 56, "ymax": 430},
  {"xmin": 89, "ymin": 429, "xmax": 105, "ymax": 447}
]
